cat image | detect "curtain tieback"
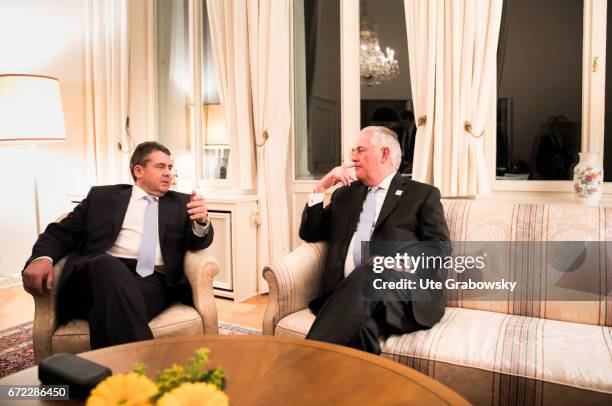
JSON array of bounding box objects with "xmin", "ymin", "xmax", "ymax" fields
[
  {"xmin": 464, "ymin": 121, "xmax": 484, "ymax": 139},
  {"xmin": 256, "ymin": 129, "xmax": 269, "ymax": 147},
  {"xmin": 417, "ymin": 115, "xmax": 427, "ymax": 127}
]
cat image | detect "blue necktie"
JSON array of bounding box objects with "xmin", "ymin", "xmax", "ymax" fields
[
  {"xmin": 136, "ymin": 195, "xmax": 158, "ymax": 277},
  {"xmin": 353, "ymin": 186, "xmax": 379, "ymax": 267}
]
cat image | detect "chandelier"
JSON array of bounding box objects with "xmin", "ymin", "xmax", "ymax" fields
[{"xmin": 360, "ymin": 2, "xmax": 399, "ymax": 86}]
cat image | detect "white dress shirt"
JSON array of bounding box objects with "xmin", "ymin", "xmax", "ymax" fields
[
  {"xmin": 33, "ymin": 185, "xmax": 209, "ymax": 268},
  {"xmin": 106, "ymin": 185, "xmax": 166, "ymax": 265},
  {"xmin": 307, "ymin": 171, "xmax": 396, "ymax": 277}
]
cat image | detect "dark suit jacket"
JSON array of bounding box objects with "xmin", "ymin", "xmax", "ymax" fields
[
  {"xmin": 25, "ymin": 185, "xmax": 214, "ymax": 293},
  {"xmin": 299, "ymin": 172, "xmax": 451, "ymax": 327}
]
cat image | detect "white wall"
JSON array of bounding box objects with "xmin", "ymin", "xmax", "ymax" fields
[{"xmin": 0, "ymin": 0, "xmax": 91, "ymax": 275}]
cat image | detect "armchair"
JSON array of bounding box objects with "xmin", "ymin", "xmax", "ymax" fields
[
  {"xmin": 262, "ymin": 242, "xmax": 327, "ymax": 335},
  {"xmin": 31, "ymin": 249, "xmax": 220, "ymax": 363}
]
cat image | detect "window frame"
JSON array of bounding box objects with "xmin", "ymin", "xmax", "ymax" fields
[
  {"xmin": 488, "ymin": 0, "xmax": 608, "ymax": 193},
  {"xmin": 151, "ymin": 0, "xmax": 234, "ymax": 190},
  {"xmin": 291, "ymin": 0, "xmax": 359, "ymax": 185},
  {"xmin": 189, "ymin": 0, "xmax": 233, "ymax": 188}
]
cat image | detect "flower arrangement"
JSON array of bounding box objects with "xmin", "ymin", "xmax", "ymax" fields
[{"xmin": 86, "ymin": 348, "xmax": 228, "ymax": 406}]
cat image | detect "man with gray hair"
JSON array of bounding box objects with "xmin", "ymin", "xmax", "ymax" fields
[{"xmin": 300, "ymin": 126, "xmax": 451, "ymax": 354}]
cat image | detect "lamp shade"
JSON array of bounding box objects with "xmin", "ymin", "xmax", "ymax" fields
[
  {"xmin": 0, "ymin": 74, "xmax": 66, "ymax": 143},
  {"xmin": 204, "ymin": 104, "xmax": 229, "ymax": 145}
]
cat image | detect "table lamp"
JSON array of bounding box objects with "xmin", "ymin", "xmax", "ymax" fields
[
  {"xmin": 204, "ymin": 103, "xmax": 229, "ymax": 179},
  {"xmin": 0, "ymin": 74, "xmax": 67, "ymax": 233}
]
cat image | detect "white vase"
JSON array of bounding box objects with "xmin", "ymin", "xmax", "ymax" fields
[{"xmin": 573, "ymin": 152, "xmax": 603, "ymax": 204}]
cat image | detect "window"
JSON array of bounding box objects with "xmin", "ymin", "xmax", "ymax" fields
[
  {"xmin": 201, "ymin": 2, "xmax": 229, "ymax": 181},
  {"xmin": 290, "ymin": 0, "xmax": 609, "ymax": 192},
  {"xmin": 294, "ymin": 0, "xmax": 342, "ymax": 180},
  {"xmin": 359, "ymin": 0, "xmax": 412, "ymax": 174},
  {"xmin": 155, "ymin": 0, "xmax": 228, "ymax": 186},
  {"xmin": 496, "ymin": 0, "xmax": 583, "ymax": 181},
  {"xmin": 155, "ymin": 0, "xmax": 191, "ymax": 184}
]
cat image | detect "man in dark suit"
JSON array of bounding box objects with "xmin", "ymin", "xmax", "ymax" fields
[
  {"xmin": 21, "ymin": 142, "xmax": 214, "ymax": 349},
  {"xmin": 300, "ymin": 126, "xmax": 450, "ymax": 354}
]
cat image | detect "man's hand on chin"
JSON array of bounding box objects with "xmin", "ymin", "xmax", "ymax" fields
[
  {"xmin": 186, "ymin": 190, "xmax": 209, "ymax": 225},
  {"xmin": 22, "ymin": 259, "xmax": 54, "ymax": 296},
  {"xmin": 314, "ymin": 163, "xmax": 357, "ymax": 193}
]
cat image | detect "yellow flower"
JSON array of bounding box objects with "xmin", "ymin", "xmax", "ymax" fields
[
  {"xmin": 157, "ymin": 382, "xmax": 229, "ymax": 406},
  {"xmin": 86, "ymin": 373, "xmax": 158, "ymax": 406}
]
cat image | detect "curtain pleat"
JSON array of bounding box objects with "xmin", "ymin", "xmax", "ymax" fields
[
  {"xmin": 248, "ymin": 0, "xmax": 292, "ymax": 277},
  {"xmin": 405, "ymin": 0, "xmax": 441, "ymax": 187},
  {"xmin": 84, "ymin": 0, "xmax": 131, "ymax": 184},
  {"xmin": 206, "ymin": 0, "xmax": 256, "ymax": 191}
]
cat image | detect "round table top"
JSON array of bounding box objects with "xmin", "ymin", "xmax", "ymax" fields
[{"xmin": 1, "ymin": 335, "xmax": 470, "ymax": 405}]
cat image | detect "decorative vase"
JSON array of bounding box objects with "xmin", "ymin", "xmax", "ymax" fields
[{"xmin": 573, "ymin": 152, "xmax": 603, "ymax": 204}]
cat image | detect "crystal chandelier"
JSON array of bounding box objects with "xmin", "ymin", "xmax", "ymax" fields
[{"xmin": 360, "ymin": 1, "xmax": 399, "ymax": 86}]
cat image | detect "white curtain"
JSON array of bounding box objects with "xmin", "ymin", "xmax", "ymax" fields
[
  {"xmin": 156, "ymin": 0, "xmax": 191, "ymax": 178},
  {"xmin": 405, "ymin": 0, "xmax": 502, "ymax": 196},
  {"xmin": 207, "ymin": 0, "xmax": 292, "ymax": 285},
  {"xmin": 84, "ymin": 0, "xmax": 131, "ymax": 184},
  {"xmin": 404, "ymin": 0, "xmax": 442, "ymax": 187},
  {"xmin": 247, "ymin": 0, "xmax": 292, "ymax": 277},
  {"xmin": 206, "ymin": 0, "xmax": 256, "ymax": 191}
]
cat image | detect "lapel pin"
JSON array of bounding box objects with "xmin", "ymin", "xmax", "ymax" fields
[{"xmin": 395, "ymin": 190, "xmax": 403, "ymax": 196}]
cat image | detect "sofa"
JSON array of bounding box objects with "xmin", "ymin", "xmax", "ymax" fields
[{"xmin": 262, "ymin": 200, "xmax": 612, "ymax": 405}]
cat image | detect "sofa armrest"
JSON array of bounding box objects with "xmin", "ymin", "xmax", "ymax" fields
[
  {"xmin": 31, "ymin": 257, "xmax": 66, "ymax": 364},
  {"xmin": 184, "ymin": 249, "xmax": 220, "ymax": 334},
  {"xmin": 262, "ymin": 242, "xmax": 328, "ymax": 335}
]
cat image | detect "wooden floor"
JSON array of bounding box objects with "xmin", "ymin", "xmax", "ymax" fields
[
  {"xmin": 0, "ymin": 285, "xmax": 268, "ymax": 331},
  {"xmin": 216, "ymin": 294, "xmax": 268, "ymax": 330},
  {"xmin": 0, "ymin": 286, "xmax": 34, "ymax": 330}
]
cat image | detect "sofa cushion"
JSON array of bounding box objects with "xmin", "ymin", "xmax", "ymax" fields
[
  {"xmin": 275, "ymin": 307, "xmax": 612, "ymax": 400},
  {"xmin": 442, "ymin": 200, "xmax": 612, "ymax": 327},
  {"xmin": 275, "ymin": 308, "xmax": 315, "ymax": 338},
  {"xmin": 52, "ymin": 303, "xmax": 203, "ymax": 354}
]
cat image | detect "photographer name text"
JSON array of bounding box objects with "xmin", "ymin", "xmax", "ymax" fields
[{"xmin": 373, "ymin": 278, "xmax": 517, "ymax": 291}]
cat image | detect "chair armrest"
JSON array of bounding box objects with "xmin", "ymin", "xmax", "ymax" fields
[
  {"xmin": 31, "ymin": 257, "xmax": 66, "ymax": 364},
  {"xmin": 262, "ymin": 242, "xmax": 328, "ymax": 335},
  {"xmin": 184, "ymin": 249, "xmax": 220, "ymax": 334}
]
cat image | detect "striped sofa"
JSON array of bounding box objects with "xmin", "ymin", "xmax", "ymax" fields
[{"xmin": 262, "ymin": 200, "xmax": 612, "ymax": 405}]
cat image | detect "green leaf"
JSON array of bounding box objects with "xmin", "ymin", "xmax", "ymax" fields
[{"xmin": 133, "ymin": 362, "xmax": 148, "ymax": 375}]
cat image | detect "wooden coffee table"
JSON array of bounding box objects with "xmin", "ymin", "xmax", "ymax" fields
[{"xmin": 0, "ymin": 335, "xmax": 469, "ymax": 405}]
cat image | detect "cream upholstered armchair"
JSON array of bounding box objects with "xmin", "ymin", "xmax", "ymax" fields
[
  {"xmin": 262, "ymin": 242, "xmax": 326, "ymax": 336},
  {"xmin": 31, "ymin": 249, "xmax": 220, "ymax": 363}
]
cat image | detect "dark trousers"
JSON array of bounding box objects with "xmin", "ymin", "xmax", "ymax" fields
[
  {"xmin": 306, "ymin": 266, "xmax": 425, "ymax": 355},
  {"xmin": 58, "ymin": 254, "xmax": 171, "ymax": 349}
]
